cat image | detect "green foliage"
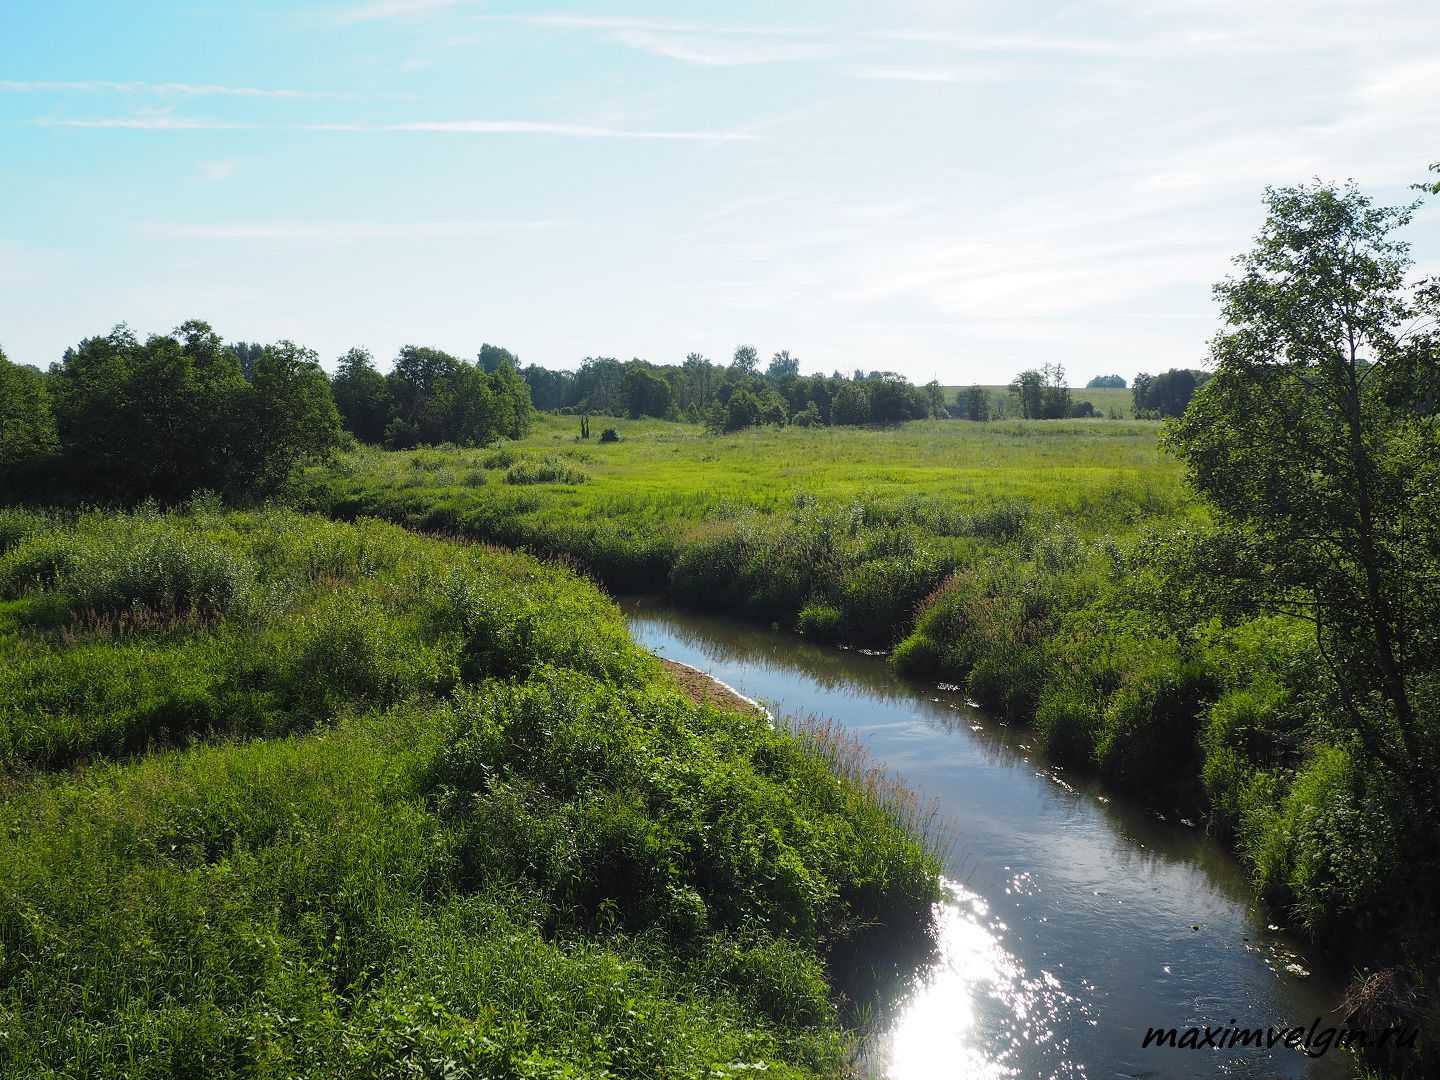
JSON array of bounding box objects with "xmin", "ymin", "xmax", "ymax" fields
[
  {"xmin": 1154, "ymin": 183, "xmax": 1440, "ymax": 1060},
  {"xmin": 796, "ymin": 602, "xmax": 845, "ymax": 640},
  {"xmin": 302, "ymin": 406, "xmax": 1440, "ymax": 1052},
  {"xmin": 1008, "ymin": 363, "xmax": 1071, "ymax": 419},
  {"xmin": 622, "ymin": 364, "xmax": 673, "ymax": 419},
  {"xmin": 244, "ymin": 341, "xmax": 344, "ymax": 495},
  {"xmin": 0, "ymin": 350, "xmax": 58, "ymax": 487},
  {"xmin": 1131, "ymin": 368, "xmax": 1209, "ymax": 418},
  {"xmin": 37, "ymin": 321, "xmax": 342, "ymax": 501},
  {"xmin": 0, "ymin": 509, "xmax": 942, "ymax": 1078},
  {"xmin": 370, "ymin": 344, "xmax": 534, "ymax": 449},
  {"xmin": 829, "ymin": 382, "xmax": 869, "ymax": 426},
  {"xmin": 504, "ymin": 457, "xmax": 589, "ymax": 485},
  {"xmin": 1166, "ymin": 181, "xmax": 1440, "ymax": 793},
  {"xmin": 330, "ymin": 347, "xmax": 393, "ymax": 443},
  {"xmin": 955, "ymin": 384, "xmax": 990, "ymax": 421}
]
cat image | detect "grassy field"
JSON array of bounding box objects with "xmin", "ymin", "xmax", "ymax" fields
[
  {"xmin": 305, "ymin": 413, "xmax": 1439, "ymax": 1067},
  {"xmin": 306, "ymin": 414, "xmax": 1193, "ymax": 642},
  {"xmin": 308, "ymin": 413, "xmax": 1189, "ymax": 584},
  {"xmin": 0, "ymin": 506, "xmax": 943, "ymax": 1078}
]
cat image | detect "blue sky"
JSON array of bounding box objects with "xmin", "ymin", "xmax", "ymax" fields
[{"xmin": 2, "ymin": 0, "xmax": 1437, "ymax": 385}]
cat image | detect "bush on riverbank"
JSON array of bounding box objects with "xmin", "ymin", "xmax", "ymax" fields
[{"xmin": 0, "ymin": 506, "xmax": 942, "ymax": 1078}]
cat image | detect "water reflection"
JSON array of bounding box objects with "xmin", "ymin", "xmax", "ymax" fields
[
  {"xmin": 871, "ymin": 881, "xmax": 1090, "ymax": 1080},
  {"xmin": 625, "ymin": 600, "xmax": 1355, "ymax": 1080}
]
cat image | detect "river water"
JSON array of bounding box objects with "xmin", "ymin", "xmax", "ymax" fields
[{"xmin": 624, "ymin": 601, "xmax": 1355, "ymax": 1080}]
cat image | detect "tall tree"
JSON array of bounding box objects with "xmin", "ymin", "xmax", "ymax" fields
[
  {"xmin": 477, "ymin": 342, "xmax": 519, "ymax": 373},
  {"xmin": 831, "ymin": 382, "xmax": 870, "ymax": 426},
  {"xmin": 923, "ymin": 380, "xmax": 946, "ymax": 418},
  {"xmin": 622, "ymin": 364, "xmax": 672, "ymax": 419},
  {"xmin": 487, "ymin": 354, "xmax": 534, "ymax": 438},
  {"xmin": 51, "ymin": 322, "xmax": 249, "ymax": 499},
  {"xmin": 331, "ymin": 347, "xmax": 393, "ymax": 443},
  {"xmin": 240, "ymin": 341, "xmax": 342, "ymax": 495},
  {"xmin": 1133, "ymin": 368, "xmax": 1208, "ymax": 417},
  {"xmin": 1165, "ymin": 182, "xmax": 1440, "ymax": 787},
  {"xmin": 48, "ymin": 321, "xmax": 339, "ymax": 500},
  {"xmin": 0, "ymin": 349, "xmax": 58, "ymax": 486},
  {"xmin": 1008, "ymin": 369, "xmax": 1044, "ymax": 419},
  {"xmin": 766, "ymin": 350, "xmax": 799, "ymax": 380},
  {"xmin": 1037, "ymin": 362, "xmax": 1071, "ymax": 419},
  {"xmin": 956, "ymin": 385, "xmax": 991, "ymax": 421}
]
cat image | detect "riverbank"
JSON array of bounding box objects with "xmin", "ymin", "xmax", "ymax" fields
[
  {"xmin": 657, "ymin": 656, "xmax": 769, "ymax": 716},
  {"xmin": 0, "ymin": 506, "xmax": 944, "ymax": 1078},
  {"xmin": 630, "ymin": 603, "xmax": 1357, "ymax": 1079}
]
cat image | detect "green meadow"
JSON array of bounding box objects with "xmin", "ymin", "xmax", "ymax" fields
[
  {"xmin": 308, "ymin": 413, "xmax": 1189, "ymax": 589},
  {"xmin": 306, "ymin": 411, "xmax": 1439, "ymax": 1065},
  {"xmin": 0, "ymin": 506, "xmax": 942, "ymax": 1078}
]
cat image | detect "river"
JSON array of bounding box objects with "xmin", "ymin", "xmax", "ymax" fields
[{"xmin": 624, "ymin": 600, "xmax": 1355, "ymax": 1080}]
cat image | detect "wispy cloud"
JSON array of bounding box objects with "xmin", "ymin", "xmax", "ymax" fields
[
  {"xmin": 196, "ymin": 160, "xmax": 237, "ymax": 181},
  {"xmin": 424, "ymin": 14, "xmax": 846, "ymax": 66},
  {"xmin": 0, "ymin": 79, "xmax": 398, "ymax": 99},
  {"xmin": 134, "ymin": 220, "xmax": 566, "ymax": 241},
  {"xmin": 860, "ymin": 30, "xmax": 1132, "ymax": 56},
  {"xmin": 474, "ymin": 14, "xmax": 824, "ymax": 36},
  {"xmin": 604, "ymin": 29, "xmax": 853, "ymax": 67},
  {"xmin": 849, "ymin": 67, "xmax": 970, "ymax": 84},
  {"xmin": 33, "ymin": 116, "xmax": 761, "ymax": 140},
  {"xmin": 376, "ymin": 119, "xmax": 758, "ymax": 139},
  {"xmin": 339, "ymin": 0, "xmax": 465, "ymax": 24},
  {"xmin": 34, "ymin": 117, "xmax": 263, "ymax": 130},
  {"xmin": 847, "ymin": 63, "xmax": 1132, "ymax": 88}
]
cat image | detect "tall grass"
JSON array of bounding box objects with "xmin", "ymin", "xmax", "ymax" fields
[{"xmin": 0, "ymin": 505, "xmax": 944, "ymax": 1077}]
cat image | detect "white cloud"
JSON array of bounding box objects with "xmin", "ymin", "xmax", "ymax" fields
[
  {"xmin": 477, "ymin": 14, "xmax": 823, "ymax": 36},
  {"xmin": 434, "ymin": 14, "xmax": 849, "ymax": 66},
  {"xmin": 338, "ymin": 0, "xmax": 466, "ymax": 24},
  {"xmin": 601, "ymin": 29, "xmax": 854, "ymax": 67},
  {"xmin": 0, "ymin": 79, "xmax": 393, "ymax": 99},
  {"xmin": 33, "ymin": 117, "xmax": 761, "ymax": 140},
  {"xmin": 848, "ymin": 67, "xmax": 973, "ymax": 83},
  {"xmin": 372, "ymin": 119, "xmax": 759, "ymax": 139},
  {"xmin": 861, "ymin": 29, "xmax": 1132, "ymax": 56},
  {"xmin": 35, "ymin": 117, "xmax": 262, "ymax": 130},
  {"xmin": 133, "ymin": 220, "xmax": 567, "ymax": 241},
  {"xmin": 196, "ymin": 160, "xmax": 237, "ymax": 181}
]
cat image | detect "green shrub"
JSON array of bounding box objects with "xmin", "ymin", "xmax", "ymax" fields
[
  {"xmin": 0, "ymin": 507, "xmax": 47, "ymax": 555},
  {"xmin": 1034, "ymin": 685, "xmax": 1101, "ymax": 759},
  {"xmin": 504, "ymin": 458, "xmax": 589, "ymax": 485},
  {"xmin": 796, "ymin": 602, "xmax": 845, "ymax": 640},
  {"xmin": 1091, "ymin": 652, "xmax": 1214, "ymax": 796},
  {"xmin": 479, "ymin": 447, "xmax": 518, "ymax": 469},
  {"xmin": 65, "ymin": 529, "xmax": 257, "ymax": 621},
  {"xmin": 0, "ymin": 533, "xmax": 78, "ymax": 597}
]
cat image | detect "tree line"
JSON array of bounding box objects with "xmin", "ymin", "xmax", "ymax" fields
[
  {"xmin": 329, "ymin": 343, "xmax": 532, "ymax": 448},
  {"xmin": 521, "ymin": 346, "xmax": 948, "ymax": 432},
  {"xmin": 0, "ymin": 324, "xmax": 535, "ymax": 501},
  {"xmin": 1, "ymin": 322, "xmax": 339, "ymax": 501}
]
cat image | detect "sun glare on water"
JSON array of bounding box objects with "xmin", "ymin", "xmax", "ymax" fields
[{"xmin": 873, "ymin": 880, "xmax": 1089, "ymax": 1080}]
